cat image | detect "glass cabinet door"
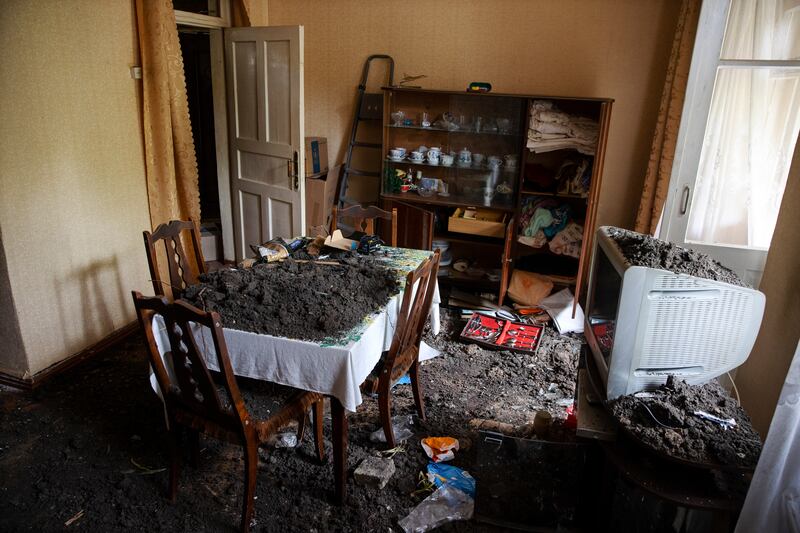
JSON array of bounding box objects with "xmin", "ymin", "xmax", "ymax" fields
[{"xmin": 382, "ymin": 90, "xmax": 525, "ymax": 211}]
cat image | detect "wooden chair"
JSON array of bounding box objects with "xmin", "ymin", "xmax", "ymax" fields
[
  {"xmin": 131, "ymin": 292, "xmax": 326, "ymax": 533},
  {"xmin": 143, "ymin": 219, "xmax": 206, "ymax": 299},
  {"xmin": 361, "ymin": 249, "xmax": 441, "ymax": 447},
  {"xmin": 331, "ymin": 205, "xmax": 398, "ymax": 247}
]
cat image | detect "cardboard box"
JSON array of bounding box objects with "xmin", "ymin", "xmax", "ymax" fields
[
  {"xmin": 304, "ymin": 137, "xmax": 329, "ymax": 177},
  {"xmin": 200, "ymin": 223, "xmax": 222, "ymax": 261},
  {"xmin": 305, "ymin": 164, "xmax": 340, "ymax": 236}
]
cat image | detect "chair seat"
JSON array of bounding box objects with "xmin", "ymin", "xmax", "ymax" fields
[
  {"xmin": 215, "ymin": 378, "xmax": 322, "ymax": 444},
  {"xmin": 361, "ymin": 345, "xmax": 419, "ymax": 395}
]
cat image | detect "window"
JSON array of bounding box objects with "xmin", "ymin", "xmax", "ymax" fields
[
  {"xmin": 662, "ymin": 0, "xmax": 800, "ymax": 286},
  {"xmin": 686, "ymin": 0, "xmax": 800, "ymax": 249}
]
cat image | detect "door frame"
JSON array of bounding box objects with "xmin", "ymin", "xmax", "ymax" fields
[{"xmin": 176, "ymin": 9, "xmax": 236, "ymax": 263}]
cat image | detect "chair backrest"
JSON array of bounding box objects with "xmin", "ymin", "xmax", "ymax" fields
[
  {"xmin": 143, "ymin": 219, "xmax": 206, "ymax": 299},
  {"xmin": 382, "ymin": 249, "xmax": 441, "ymax": 383},
  {"xmin": 331, "ymin": 205, "xmax": 398, "ymax": 247},
  {"xmin": 131, "ymin": 291, "xmax": 250, "ymax": 436}
]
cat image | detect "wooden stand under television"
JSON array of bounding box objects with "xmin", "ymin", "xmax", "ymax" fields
[{"xmin": 378, "ymin": 87, "xmax": 612, "ymax": 308}]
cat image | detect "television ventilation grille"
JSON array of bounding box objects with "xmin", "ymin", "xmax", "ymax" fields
[{"xmin": 638, "ymin": 275, "xmax": 753, "ymax": 376}]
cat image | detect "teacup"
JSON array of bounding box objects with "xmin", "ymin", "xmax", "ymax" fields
[
  {"xmin": 472, "ymin": 153, "xmax": 485, "ymax": 166},
  {"xmin": 428, "ymin": 146, "xmax": 441, "ymax": 155},
  {"xmin": 394, "ymin": 147, "xmax": 407, "ymax": 157},
  {"xmin": 426, "ymin": 150, "xmax": 440, "ymax": 165},
  {"xmin": 440, "ymin": 154, "xmax": 454, "ymax": 166},
  {"xmin": 389, "ymin": 149, "xmax": 404, "ymax": 159},
  {"xmin": 410, "ymin": 151, "xmax": 424, "ymax": 162},
  {"xmin": 458, "ymin": 148, "xmax": 472, "ymax": 164}
]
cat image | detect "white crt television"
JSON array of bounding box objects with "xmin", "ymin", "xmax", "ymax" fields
[{"xmin": 584, "ymin": 227, "xmax": 766, "ymax": 400}]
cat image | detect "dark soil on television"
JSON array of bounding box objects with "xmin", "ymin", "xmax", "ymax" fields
[
  {"xmin": 183, "ymin": 256, "xmax": 400, "ymax": 342},
  {"xmin": 608, "ymin": 376, "xmax": 762, "ymax": 469},
  {"xmin": 606, "ymin": 227, "xmax": 747, "ymax": 287},
  {"xmin": 0, "ymin": 308, "xmax": 587, "ymax": 532}
]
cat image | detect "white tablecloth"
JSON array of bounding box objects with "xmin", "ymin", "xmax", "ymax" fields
[{"xmin": 151, "ymin": 249, "xmax": 440, "ymax": 412}]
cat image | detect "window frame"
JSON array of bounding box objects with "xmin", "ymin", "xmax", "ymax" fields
[{"xmin": 174, "ymin": 0, "xmax": 231, "ymax": 29}]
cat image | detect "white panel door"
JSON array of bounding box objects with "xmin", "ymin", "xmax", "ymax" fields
[{"xmin": 225, "ymin": 26, "xmax": 304, "ymax": 260}]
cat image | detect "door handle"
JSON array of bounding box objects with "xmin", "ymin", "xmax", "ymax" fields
[{"xmin": 679, "ymin": 185, "xmax": 690, "ymax": 215}]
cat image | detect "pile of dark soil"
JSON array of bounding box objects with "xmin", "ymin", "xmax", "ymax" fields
[
  {"xmin": 0, "ymin": 308, "xmax": 585, "ymax": 532},
  {"xmin": 606, "ymin": 227, "xmax": 746, "ymax": 287},
  {"xmin": 608, "ymin": 376, "xmax": 762, "ymax": 468},
  {"xmin": 183, "ymin": 257, "xmax": 399, "ymax": 342}
]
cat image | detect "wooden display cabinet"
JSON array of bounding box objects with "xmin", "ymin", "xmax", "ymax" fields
[{"xmin": 379, "ymin": 87, "xmax": 612, "ymax": 308}]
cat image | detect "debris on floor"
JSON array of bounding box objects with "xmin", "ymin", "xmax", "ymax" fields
[
  {"xmin": 398, "ymin": 483, "xmax": 474, "ymax": 533},
  {"xmin": 421, "ymin": 437, "xmax": 459, "ymax": 463},
  {"xmin": 0, "ymin": 306, "xmax": 585, "ymax": 531},
  {"xmin": 354, "ymin": 456, "xmax": 396, "ymax": 489}
]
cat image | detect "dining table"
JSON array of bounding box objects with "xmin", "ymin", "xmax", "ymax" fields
[{"xmin": 151, "ymin": 246, "xmax": 440, "ymax": 504}]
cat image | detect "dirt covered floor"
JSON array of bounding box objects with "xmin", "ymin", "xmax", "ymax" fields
[
  {"xmin": 607, "ymin": 227, "xmax": 746, "ymax": 286},
  {"xmin": 183, "ymin": 257, "xmax": 399, "ymax": 342},
  {"xmin": 609, "ymin": 376, "xmax": 762, "ymax": 468},
  {"xmin": 0, "ymin": 309, "xmax": 581, "ymax": 532}
]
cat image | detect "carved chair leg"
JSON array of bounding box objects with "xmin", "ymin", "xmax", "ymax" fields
[
  {"xmin": 297, "ymin": 412, "xmax": 308, "ymax": 443},
  {"xmin": 188, "ymin": 428, "xmax": 200, "ymax": 468},
  {"xmin": 312, "ymin": 400, "xmax": 325, "ymax": 463},
  {"xmin": 167, "ymin": 425, "xmax": 181, "ymax": 503},
  {"xmin": 410, "ymin": 359, "xmax": 426, "ymax": 421},
  {"xmin": 241, "ymin": 440, "xmax": 258, "ymax": 533},
  {"xmin": 378, "ymin": 381, "xmax": 396, "ymax": 449}
]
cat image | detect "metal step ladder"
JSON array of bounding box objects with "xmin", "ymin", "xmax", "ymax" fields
[{"xmin": 337, "ymin": 54, "xmax": 394, "ymax": 208}]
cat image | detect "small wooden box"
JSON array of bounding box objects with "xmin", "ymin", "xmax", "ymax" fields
[{"xmin": 448, "ymin": 208, "xmax": 508, "ymax": 238}]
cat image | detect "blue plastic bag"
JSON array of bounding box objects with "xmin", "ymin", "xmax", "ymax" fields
[{"xmin": 426, "ymin": 463, "xmax": 475, "ymax": 498}]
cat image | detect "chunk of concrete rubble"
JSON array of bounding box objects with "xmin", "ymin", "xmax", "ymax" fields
[{"xmin": 354, "ymin": 456, "xmax": 395, "ymax": 489}]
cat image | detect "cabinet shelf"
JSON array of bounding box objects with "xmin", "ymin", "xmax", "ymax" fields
[
  {"xmin": 381, "ymin": 192, "xmax": 516, "ymax": 212},
  {"xmin": 434, "ymin": 231, "xmax": 505, "ymax": 246},
  {"xmin": 380, "ymin": 87, "xmax": 612, "ymax": 308},
  {"xmin": 387, "ymin": 158, "xmax": 519, "ymax": 175},
  {"xmin": 388, "ymin": 124, "xmax": 521, "ymax": 137},
  {"xmin": 520, "ymin": 188, "xmax": 588, "ymax": 200}
]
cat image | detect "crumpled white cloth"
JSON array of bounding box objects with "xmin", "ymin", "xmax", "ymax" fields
[{"xmin": 150, "ymin": 281, "xmax": 440, "ymax": 413}]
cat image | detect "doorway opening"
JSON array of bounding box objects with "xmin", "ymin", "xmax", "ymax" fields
[{"xmin": 178, "ymin": 26, "xmax": 227, "ymax": 267}]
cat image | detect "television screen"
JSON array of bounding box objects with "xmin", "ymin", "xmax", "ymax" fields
[{"xmin": 587, "ymin": 247, "xmax": 621, "ymax": 364}]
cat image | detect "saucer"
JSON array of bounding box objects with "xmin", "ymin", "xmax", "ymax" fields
[
  {"xmin": 388, "ymin": 156, "xmax": 405, "ymax": 162},
  {"xmin": 409, "ymin": 158, "xmax": 424, "ymax": 164}
]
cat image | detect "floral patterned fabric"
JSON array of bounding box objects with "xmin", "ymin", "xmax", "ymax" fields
[{"xmin": 634, "ymin": 0, "xmax": 701, "ymax": 235}]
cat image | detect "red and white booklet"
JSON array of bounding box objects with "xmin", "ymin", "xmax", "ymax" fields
[{"xmin": 459, "ymin": 313, "xmax": 543, "ymax": 354}]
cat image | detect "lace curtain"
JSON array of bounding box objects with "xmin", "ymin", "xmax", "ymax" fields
[{"xmin": 686, "ymin": 0, "xmax": 800, "ymax": 248}]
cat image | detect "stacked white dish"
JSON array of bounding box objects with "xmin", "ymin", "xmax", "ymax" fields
[{"xmin": 432, "ymin": 239, "xmax": 452, "ymax": 266}]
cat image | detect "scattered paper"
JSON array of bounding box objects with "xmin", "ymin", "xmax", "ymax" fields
[{"xmin": 539, "ymin": 288, "xmax": 584, "ymax": 334}]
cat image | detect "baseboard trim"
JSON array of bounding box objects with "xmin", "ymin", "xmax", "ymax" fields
[{"xmin": 0, "ymin": 321, "xmax": 139, "ymax": 391}]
